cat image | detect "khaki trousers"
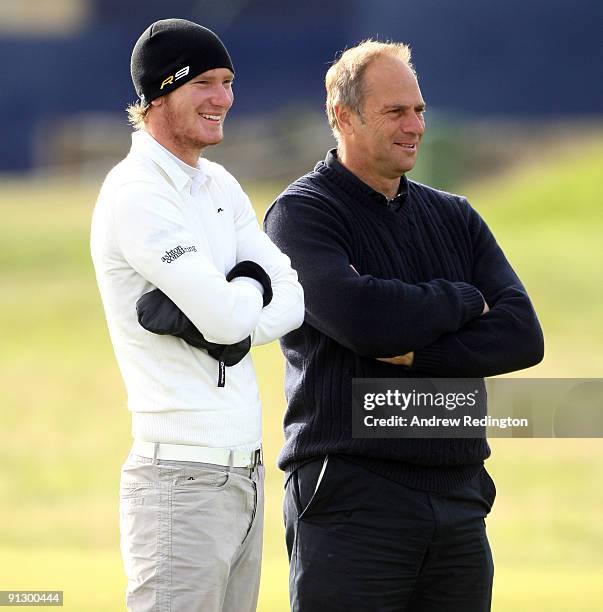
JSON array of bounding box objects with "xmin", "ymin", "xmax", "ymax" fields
[{"xmin": 119, "ymin": 451, "xmax": 264, "ymax": 612}]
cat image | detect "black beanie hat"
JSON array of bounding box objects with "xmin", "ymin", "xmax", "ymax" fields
[{"xmin": 131, "ymin": 18, "xmax": 234, "ymax": 105}]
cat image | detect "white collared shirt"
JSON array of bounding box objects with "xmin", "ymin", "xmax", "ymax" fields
[{"xmin": 91, "ymin": 130, "xmax": 304, "ymax": 450}]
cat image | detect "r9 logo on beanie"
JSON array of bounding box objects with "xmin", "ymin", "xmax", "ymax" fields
[{"xmin": 160, "ymin": 66, "xmax": 190, "ymax": 90}]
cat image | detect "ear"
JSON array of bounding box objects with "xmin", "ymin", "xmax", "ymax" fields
[
  {"xmin": 150, "ymin": 97, "xmax": 164, "ymax": 107},
  {"xmin": 334, "ymin": 104, "xmax": 355, "ymax": 136}
]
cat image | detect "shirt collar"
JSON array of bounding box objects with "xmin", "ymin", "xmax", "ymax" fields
[
  {"xmin": 320, "ymin": 148, "xmax": 408, "ymax": 209},
  {"xmin": 130, "ymin": 130, "xmax": 209, "ymax": 194}
]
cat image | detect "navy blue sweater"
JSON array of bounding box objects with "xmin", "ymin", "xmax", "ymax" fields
[{"xmin": 264, "ymin": 150, "xmax": 544, "ymax": 491}]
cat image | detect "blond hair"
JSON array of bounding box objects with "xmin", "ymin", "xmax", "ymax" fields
[
  {"xmin": 125, "ymin": 100, "xmax": 151, "ymax": 130},
  {"xmin": 325, "ymin": 40, "xmax": 415, "ymax": 142}
]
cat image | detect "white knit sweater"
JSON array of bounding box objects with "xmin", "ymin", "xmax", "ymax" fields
[{"xmin": 91, "ymin": 130, "xmax": 304, "ymax": 451}]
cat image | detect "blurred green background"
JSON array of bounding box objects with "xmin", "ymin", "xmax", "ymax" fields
[{"xmin": 1, "ymin": 133, "xmax": 603, "ymax": 611}]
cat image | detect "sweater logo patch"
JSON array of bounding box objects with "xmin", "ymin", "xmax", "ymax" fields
[{"xmin": 161, "ymin": 245, "xmax": 197, "ymax": 263}]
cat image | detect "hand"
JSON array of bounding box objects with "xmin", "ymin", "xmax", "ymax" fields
[
  {"xmin": 226, "ymin": 260, "xmax": 273, "ymax": 307},
  {"xmin": 205, "ymin": 335, "xmax": 251, "ymax": 366},
  {"xmin": 376, "ymin": 352, "xmax": 414, "ymax": 366}
]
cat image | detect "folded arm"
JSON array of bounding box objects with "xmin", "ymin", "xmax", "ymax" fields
[
  {"xmin": 113, "ymin": 180, "xmax": 263, "ymax": 345},
  {"xmin": 136, "ymin": 288, "xmax": 252, "ymax": 366},
  {"xmin": 232, "ymin": 180, "xmax": 305, "ymax": 346},
  {"xmin": 135, "ymin": 259, "xmax": 273, "ymax": 365},
  {"xmin": 411, "ymin": 198, "xmax": 544, "ymax": 377},
  {"xmin": 263, "ymin": 195, "xmax": 485, "ymax": 356}
]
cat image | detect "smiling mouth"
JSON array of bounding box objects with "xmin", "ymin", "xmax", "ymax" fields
[
  {"xmin": 199, "ymin": 113, "xmax": 221, "ymax": 123},
  {"xmin": 396, "ymin": 143, "xmax": 417, "ymax": 150}
]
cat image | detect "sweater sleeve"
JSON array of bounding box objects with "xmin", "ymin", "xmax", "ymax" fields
[
  {"xmin": 264, "ymin": 192, "xmax": 485, "ymax": 357},
  {"xmin": 411, "ymin": 198, "xmax": 544, "ymax": 376},
  {"xmin": 113, "ymin": 180, "xmax": 263, "ymax": 345},
  {"xmin": 228, "ymin": 176, "xmax": 305, "ymax": 346}
]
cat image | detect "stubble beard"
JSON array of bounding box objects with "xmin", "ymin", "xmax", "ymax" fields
[{"xmin": 164, "ymin": 101, "xmax": 223, "ymax": 155}]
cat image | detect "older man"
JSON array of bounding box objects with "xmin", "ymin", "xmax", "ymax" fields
[
  {"xmin": 264, "ymin": 41, "xmax": 543, "ymax": 611},
  {"xmin": 91, "ymin": 18, "xmax": 304, "ymax": 612}
]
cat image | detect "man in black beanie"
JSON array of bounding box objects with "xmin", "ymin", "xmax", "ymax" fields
[
  {"xmin": 91, "ymin": 18, "xmax": 304, "ymax": 612},
  {"xmin": 126, "ymin": 18, "xmax": 237, "ymax": 158}
]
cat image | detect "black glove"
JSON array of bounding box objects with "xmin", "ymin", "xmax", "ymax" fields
[
  {"xmin": 136, "ymin": 290, "xmax": 251, "ymax": 367},
  {"xmin": 226, "ymin": 260, "xmax": 273, "ymax": 307}
]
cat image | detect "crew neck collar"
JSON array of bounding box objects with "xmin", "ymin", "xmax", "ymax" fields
[{"xmin": 317, "ymin": 149, "xmax": 408, "ymax": 209}]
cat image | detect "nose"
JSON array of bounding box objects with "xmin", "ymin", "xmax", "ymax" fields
[
  {"xmin": 211, "ymin": 84, "xmax": 234, "ymax": 109},
  {"xmin": 401, "ymin": 111, "xmax": 425, "ymax": 136}
]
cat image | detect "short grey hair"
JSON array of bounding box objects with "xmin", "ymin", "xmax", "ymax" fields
[{"xmin": 325, "ymin": 40, "xmax": 415, "ymax": 142}]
